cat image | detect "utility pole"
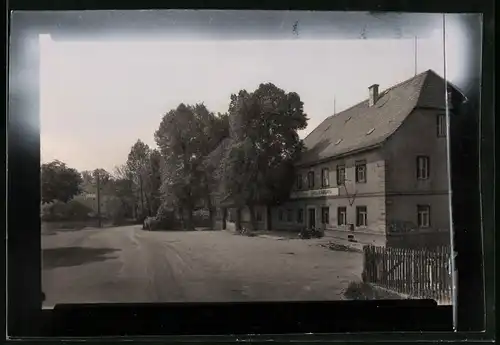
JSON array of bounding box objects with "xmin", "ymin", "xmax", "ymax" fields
[
  {"xmin": 96, "ymin": 171, "xmax": 102, "ymax": 228},
  {"xmin": 442, "ymin": 13, "xmax": 456, "ymax": 322},
  {"xmin": 334, "ymin": 95, "xmax": 336, "ymax": 115}
]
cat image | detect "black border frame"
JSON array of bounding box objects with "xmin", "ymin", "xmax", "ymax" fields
[{"xmin": 4, "ymin": 0, "xmax": 495, "ymax": 340}]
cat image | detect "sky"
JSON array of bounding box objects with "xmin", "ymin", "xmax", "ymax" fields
[{"xmin": 38, "ymin": 16, "xmax": 465, "ymax": 173}]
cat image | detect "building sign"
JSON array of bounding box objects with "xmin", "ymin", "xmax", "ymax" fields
[{"xmin": 290, "ymin": 187, "xmax": 339, "ymax": 199}]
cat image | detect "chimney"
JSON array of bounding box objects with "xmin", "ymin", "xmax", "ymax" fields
[{"xmin": 369, "ymin": 84, "xmax": 379, "ymax": 106}]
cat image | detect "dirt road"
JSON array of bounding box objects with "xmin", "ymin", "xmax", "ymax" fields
[{"xmin": 42, "ymin": 226, "xmax": 362, "ymax": 306}]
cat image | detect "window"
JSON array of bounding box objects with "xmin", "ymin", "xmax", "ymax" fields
[
  {"xmin": 437, "ymin": 114, "xmax": 446, "ymax": 137},
  {"xmin": 287, "ymin": 209, "xmax": 293, "ymax": 222},
  {"xmin": 356, "ymin": 206, "xmax": 367, "ymax": 227},
  {"xmin": 321, "ymin": 207, "xmax": 330, "ymax": 224},
  {"xmin": 355, "ymin": 161, "xmax": 367, "ymax": 183},
  {"xmin": 417, "ymin": 156, "xmax": 430, "ymax": 180},
  {"xmin": 337, "ymin": 207, "xmax": 347, "ymax": 226},
  {"xmin": 278, "ymin": 209, "xmax": 284, "ymax": 221},
  {"xmin": 321, "ymin": 168, "xmax": 330, "ymax": 187},
  {"xmin": 297, "ymin": 209, "xmax": 304, "ymax": 223},
  {"xmin": 296, "ymin": 174, "xmax": 303, "ymax": 190},
  {"xmin": 417, "ymin": 205, "xmax": 431, "ymax": 228},
  {"xmin": 307, "ymin": 171, "xmax": 315, "ymax": 189},
  {"xmin": 336, "ymin": 165, "xmax": 346, "ymax": 185}
]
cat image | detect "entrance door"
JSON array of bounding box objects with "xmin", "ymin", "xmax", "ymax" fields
[{"xmin": 308, "ymin": 208, "xmax": 316, "ymax": 229}]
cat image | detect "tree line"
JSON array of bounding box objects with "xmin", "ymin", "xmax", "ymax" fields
[{"xmin": 41, "ymin": 83, "xmax": 308, "ymax": 230}]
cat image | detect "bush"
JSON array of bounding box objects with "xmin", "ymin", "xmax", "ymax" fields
[
  {"xmin": 41, "ymin": 199, "xmax": 94, "ymax": 222},
  {"xmin": 155, "ymin": 203, "xmax": 182, "ymax": 230},
  {"xmin": 299, "ymin": 227, "xmax": 324, "ymax": 239}
]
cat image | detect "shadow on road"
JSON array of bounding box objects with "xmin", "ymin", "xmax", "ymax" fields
[{"xmin": 42, "ymin": 246, "xmax": 120, "ymax": 269}]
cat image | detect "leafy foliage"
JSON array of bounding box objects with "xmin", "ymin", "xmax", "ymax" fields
[
  {"xmin": 126, "ymin": 140, "xmax": 157, "ymax": 219},
  {"xmin": 41, "ymin": 160, "xmax": 83, "ymax": 204},
  {"xmin": 155, "ymin": 103, "xmax": 229, "ymax": 229},
  {"xmin": 41, "ymin": 199, "xmax": 94, "ymax": 222},
  {"xmin": 221, "ymin": 83, "xmax": 308, "ymax": 212}
]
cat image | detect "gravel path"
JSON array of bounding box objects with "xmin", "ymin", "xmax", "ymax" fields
[{"xmin": 42, "ymin": 226, "xmax": 363, "ymax": 306}]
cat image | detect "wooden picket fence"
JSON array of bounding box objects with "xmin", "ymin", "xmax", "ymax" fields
[{"xmin": 362, "ymin": 245, "xmax": 453, "ymax": 304}]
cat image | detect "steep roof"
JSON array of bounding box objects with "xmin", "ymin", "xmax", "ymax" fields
[{"xmin": 297, "ymin": 69, "xmax": 459, "ymax": 166}]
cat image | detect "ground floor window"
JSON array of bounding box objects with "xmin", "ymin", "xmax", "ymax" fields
[
  {"xmin": 417, "ymin": 205, "xmax": 431, "ymax": 228},
  {"xmin": 278, "ymin": 209, "xmax": 284, "ymax": 221},
  {"xmin": 356, "ymin": 206, "xmax": 367, "ymax": 227},
  {"xmin": 321, "ymin": 206, "xmax": 329, "ymax": 224},
  {"xmin": 297, "ymin": 208, "xmax": 304, "ymax": 223},
  {"xmin": 337, "ymin": 207, "xmax": 347, "ymax": 226},
  {"xmin": 286, "ymin": 209, "xmax": 293, "ymax": 222}
]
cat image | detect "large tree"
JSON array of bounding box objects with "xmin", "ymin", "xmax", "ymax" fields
[
  {"xmin": 192, "ymin": 107, "xmax": 230, "ymax": 228},
  {"xmin": 155, "ymin": 103, "xmax": 227, "ymax": 229},
  {"xmin": 126, "ymin": 140, "xmax": 152, "ymax": 220},
  {"xmin": 80, "ymin": 169, "xmax": 112, "ymax": 194},
  {"xmin": 221, "ymin": 83, "xmax": 308, "ymax": 230},
  {"xmin": 144, "ymin": 149, "xmax": 162, "ymax": 217},
  {"xmin": 41, "ymin": 160, "xmax": 83, "ymax": 204},
  {"xmin": 108, "ymin": 164, "xmax": 137, "ymax": 221}
]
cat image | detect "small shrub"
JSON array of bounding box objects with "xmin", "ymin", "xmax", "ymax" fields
[
  {"xmin": 343, "ymin": 281, "xmax": 410, "ymax": 300},
  {"xmin": 324, "ymin": 242, "xmax": 361, "ymax": 253},
  {"xmin": 344, "ymin": 281, "xmax": 375, "ymax": 300},
  {"xmin": 299, "ymin": 227, "xmax": 324, "ymax": 239}
]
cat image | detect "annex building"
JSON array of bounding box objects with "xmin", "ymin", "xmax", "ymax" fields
[{"xmin": 215, "ymin": 69, "xmax": 465, "ymax": 248}]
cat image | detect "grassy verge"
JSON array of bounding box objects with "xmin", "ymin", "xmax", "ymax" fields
[{"xmin": 343, "ymin": 281, "xmax": 410, "ymax": 300}]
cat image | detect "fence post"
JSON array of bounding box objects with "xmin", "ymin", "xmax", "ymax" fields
[
  {"xmin": 395, "ymin": 248, "xmax": 400, "ymax": 292},
  {"xmin": 405, "ymin": 248, "xmax": 411, "ymax": 296},
  {"xmin": 398, "ymin": 248, "xmax": 404, "ymax": 293},
  {"xmin": 362, "ymin": 245, "xmax": 368, "ymax": 283}
]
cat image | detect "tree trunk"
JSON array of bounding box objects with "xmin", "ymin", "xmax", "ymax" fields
[
  {"xmin": 178, "ymin": 206, "xmax": 184, "ymax": 228},
  {"xmin": 235, "ymin": 208, "xmax": 242, "ymax": 231},
  {"xmin": 206, "ymin": 196, "xmax": 215, "ymax": 230},
  {"xmin": 184, "ymin": 204, "xmax": 194, "ymax": 231},
  {"xmin": 222, "ymin": 208, "xmax": 227, "ymax": 230},
  {"xmin": 144, "ymin": 194, "xmax": 152, "ymax": 217},
  {"xmin": 248, "ymin": 204, "xmax": 258, "ymax": 231},
  {"xmin": 266, "ymin": 205, "xmax": 273, "ymax": 231}
]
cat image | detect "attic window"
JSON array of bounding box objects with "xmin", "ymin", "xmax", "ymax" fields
[
  {"xmin": 344, "ymin": 117, "xmax": 352, "ymax": 123},
  {"xmin": 366, "ymin": 128, "xmax": 375, "ymax": 135},
  {"xmin": 335, "ymin": 139, "xmax": 343, "ymax": 145}
]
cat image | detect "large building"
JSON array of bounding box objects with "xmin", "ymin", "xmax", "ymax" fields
[{"xmin": 214, "ymin": 70, "xmax": 465, "ymax": 248}]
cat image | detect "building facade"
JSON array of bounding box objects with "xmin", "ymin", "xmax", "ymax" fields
[
  {"xmin": 214, "ymin": 70, "xmax": 463, "ymax": 248},
  {"xmin": 269, "ymin": 70, "xmax": 462, "ymax": 247}
]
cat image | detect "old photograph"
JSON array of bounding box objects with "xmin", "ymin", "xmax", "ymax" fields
[{"xmin": 27, "ymin": 10, "xmax": 475, "ymax": 307}]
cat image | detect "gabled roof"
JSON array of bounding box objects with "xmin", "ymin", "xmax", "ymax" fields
[{"xmin": 297, "ymin": 69, "xmax": 462, "ymax": 166}]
